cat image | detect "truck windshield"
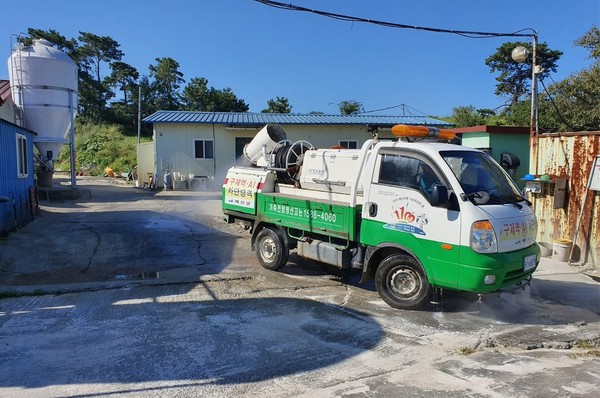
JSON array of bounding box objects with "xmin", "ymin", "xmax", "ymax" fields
[{"xmin": 440, "ymin": 150, "xmax": 524, "ymax": 206}]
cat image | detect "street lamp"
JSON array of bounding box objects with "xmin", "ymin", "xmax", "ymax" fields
[{"xmin": 511, "ymin": 33, "xmax": 540, "ymax": 175}]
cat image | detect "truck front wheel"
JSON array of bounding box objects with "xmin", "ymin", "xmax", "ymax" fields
[
  {"xmin": 255, "ymin": 227, "xmax": 289, "ymax": 271},
  {"xmin": 375, "ymin": 254, "xmax": 431, "ymax": 310}
]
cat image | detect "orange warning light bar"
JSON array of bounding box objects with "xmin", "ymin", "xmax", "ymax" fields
[{"xmin": 391, "ymin": 124, "xmax": 456, "ymax": 140}]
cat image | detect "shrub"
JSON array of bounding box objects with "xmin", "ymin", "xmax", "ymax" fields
[{"xmin": 55, "ymin": 121, "xmax": 144, "ymax": 176}]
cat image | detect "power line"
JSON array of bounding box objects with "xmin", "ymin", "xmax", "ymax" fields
[
  {"xmin": 253, "ymin": 0, "xmax": 535, "ymax": 39},
  {"xmin": 359, "ymin": 104, "xmax": 408, "ymax": 115},
  {"xmin": 539, "ymin": 77, "xmax": 575, "ymax": 131},
  {"xmin": 359, "ymin": 103, "xmax": 430, "ymax": 117},
  {"xmin": 254, "ymin": 0, "xmax": 541, "ymax": 120},
  {"xmin": 548, "ymin": 73, "xmax": 591, "ymax": 106}
]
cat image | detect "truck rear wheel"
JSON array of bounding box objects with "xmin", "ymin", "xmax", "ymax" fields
[
  {"xmin": 375, "ymin": 254, "xmax": 431, "ymax": 310},
  {"xmin": 255, "ymin": 227, "xmax": 289, "ymax": 271}
]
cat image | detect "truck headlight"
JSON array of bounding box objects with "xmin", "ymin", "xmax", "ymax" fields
[{"xmin": 470, "ymin": 220, "xmax": 497, "ymax": 253}]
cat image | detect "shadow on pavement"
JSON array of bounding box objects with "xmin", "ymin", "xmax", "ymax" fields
[{"xmin": 0, "ymin": 294, "xmax": 383, "ymax": 388}]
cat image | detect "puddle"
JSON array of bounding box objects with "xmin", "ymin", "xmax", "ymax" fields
[{"xmin": 112, "ymin": 271, "xmax": 160, "ymax": 280}]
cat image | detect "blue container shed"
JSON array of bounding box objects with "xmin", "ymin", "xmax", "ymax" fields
[{"xmin": 0, "ymin": 119, "xmax": 37, "ymax": 236}]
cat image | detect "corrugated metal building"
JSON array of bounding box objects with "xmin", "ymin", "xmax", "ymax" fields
[
  {"xmin": 453, "ymin": 126, "xmax": 599, "ymax": 267},
  {"xmin": 141, "ymin": 111, "xmax": 452, "ymax": 189},
  {"xmin": 533, "ymin": 132, "xmax": 600, "ymax": 267},
  {"xmin": 0, "ymin": 118, "xmax": 37, "ymax": 236}
]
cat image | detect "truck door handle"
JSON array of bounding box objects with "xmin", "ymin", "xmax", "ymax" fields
[{"xmin": 368, "ymin": 202, "xmax": 378, "ymax": 217}]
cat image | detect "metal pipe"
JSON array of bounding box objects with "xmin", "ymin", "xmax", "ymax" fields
[
  {"xmin": 569, "ymin": 165, "xmax": 594, "ymax": 262},
  {"xmin": 530, "ymin": 33, "xmax": 539, "ymax": 176},
  {"xmin": 69, "ymin": 90, "xmax": 77, "ymax": 188},
  {"xmin": 137, "ymin": 85, "xmax": 141, "ymax": 144}
]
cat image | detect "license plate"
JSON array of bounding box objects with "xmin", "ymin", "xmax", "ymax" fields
[{"xmin": 524, "ymin": 254, "xmax": 537, "ymax": 272}]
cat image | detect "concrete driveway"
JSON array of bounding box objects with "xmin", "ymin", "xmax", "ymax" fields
[{"xmin": 0, "ymin": 177, "xmax": 598, "ymax": 397}]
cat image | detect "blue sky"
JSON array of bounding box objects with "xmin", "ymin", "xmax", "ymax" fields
[{"xmin": 2, "ymin": 0, "xmax": 598, "ymax": 117}]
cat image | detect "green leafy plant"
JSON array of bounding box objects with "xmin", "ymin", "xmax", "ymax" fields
[{"xmin": 55, "ymin": 121, "xmax": 146, "ymax": 175}]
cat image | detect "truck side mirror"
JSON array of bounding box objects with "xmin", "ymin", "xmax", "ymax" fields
[{"xmin": 430, "ymin": 183, "xmax": 449, "ymax": 207}]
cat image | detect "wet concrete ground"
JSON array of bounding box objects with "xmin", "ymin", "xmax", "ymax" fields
[{"xmin": 0, "ymin": 177, "xmax": 598, "ymax": 397}]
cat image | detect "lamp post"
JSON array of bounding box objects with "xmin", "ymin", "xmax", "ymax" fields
[{"xmin": 511, "ymin": 32, "xmax": 539, "ymax": 175}]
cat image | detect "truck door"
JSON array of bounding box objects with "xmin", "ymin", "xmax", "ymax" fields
[{"xmin": 361, "ymin": 150, "xmax": 461, "ymax": 288}]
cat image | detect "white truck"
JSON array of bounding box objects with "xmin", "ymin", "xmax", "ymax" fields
[{"xmin": 222, "ymin": 123, "xmax": 540, "ymax": 309}]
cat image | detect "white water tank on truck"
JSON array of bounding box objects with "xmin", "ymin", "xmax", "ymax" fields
[
  {"xmin": 299, "ymin": 148, "xmax": 364, "ymax": 195},
  {"xmin": 8, "ymin": 38, "xmax": 78, "ymax": 185}
]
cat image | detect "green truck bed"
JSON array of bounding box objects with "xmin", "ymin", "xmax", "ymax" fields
[{"xmin": 257, "ymin": 192, "xmax": 361, "ymax": 241}]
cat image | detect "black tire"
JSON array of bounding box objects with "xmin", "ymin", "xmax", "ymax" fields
[
  {"xmin": 375, "ymin": 254, "xmax": 431, "ymax": 310},
  {"xmin": 255, "ymin": 227, "xmax": 289, "ymax": 270}
]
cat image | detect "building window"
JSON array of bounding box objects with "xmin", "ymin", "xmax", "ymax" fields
[
  {"xmin": 339, "ymin": 140, "xmax": 358, "ymax": 149},
  {"xmin": 16, "ymin": 134, "xmax": 28, "ymax": 177},
  {"xmin": 194, "ymin": 140, "xmax": 214, "ymax": 159}
]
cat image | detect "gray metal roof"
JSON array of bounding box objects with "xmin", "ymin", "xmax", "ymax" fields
[{"xmin": 143, "ymin": 111, "xmax": 452, "ymax": 127}]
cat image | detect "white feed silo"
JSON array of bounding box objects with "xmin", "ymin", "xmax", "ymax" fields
[{"xmin": 8, "ymin": 38, "xmax": 78, "ymax": 187}]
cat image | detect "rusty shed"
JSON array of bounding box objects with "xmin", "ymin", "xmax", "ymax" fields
[{"xmin": 532, "ymin": 131, "xmax": 600, "ymax": 267}]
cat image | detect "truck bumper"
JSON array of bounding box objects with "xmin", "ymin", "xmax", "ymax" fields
[{"xmin": 456, "ymin": 244, "xmax": 541, "ymax": 293}]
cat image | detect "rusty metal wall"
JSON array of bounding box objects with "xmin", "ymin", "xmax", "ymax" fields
[{"xmin": 532, "ymin": 132, "xmax": 600, "ymax": 266}]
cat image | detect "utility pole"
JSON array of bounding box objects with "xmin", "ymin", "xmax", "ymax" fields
[
  {"xmin": 530, "ymin": 33, "xmax": 539, "ymax": 176},
  {"xmin": 137, "ymin": 85, "xmax": 142, "ymax": 144}
]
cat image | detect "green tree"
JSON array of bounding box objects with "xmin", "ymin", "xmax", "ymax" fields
[
  {"xmin": 575, "ymin": 25, "xmax": 600, "ymax": 61},
  {"xmin": 500, "ymin": 100, "xmax": 531, "ymax": 127},
  {"xmin": 77, "ymin": 32, "xmax": 124, "ymax": 120},
  {"xmin": 78, "ymin": 32, "xmax": 124, "ymax": 87},
  {"xmin": 78, "ymin": 72, "xmax": 107, "ymax": 121},
  {"xmin": 205, "ymin": 87, "xmax": 249, "ymax": 112},
  {"xmin": 25, "ymin": 28, "xmax": 79, "ymax": 61},
  {"xmin": 149, "ymin": 57, "xmax": 184, "ymax": 111},
  {"xmin": 262, "ymin": 97, "xmax": 292, "ymax": 113},
  {"xmin": 449, "ymin": 105, "xmax": 485, "ymax": 127},
  {"xmin": 485, "ymin": 41, "xmax": 562, "ymax": 107},
  {"xmin": 106, "ymin": 61, "xmax": 139, "ymax": 108},
  {"xmin": 104, "ymin": 61, "xmax": 139, "ymax": 133},
  {"xmin": 181, "ymin": 77, "xmax": 249, "ymax": 112},
  {"xmin": 181, "ymin": 77, "xmax": 209, "ymax": 111},
  {"xmin": 477, "ymin": 108, "xmax": 496, "ymax": 119},
  {"xmin": 339, "ymin": 100, "xmax": 363, "ymax": 115},
  {"xmin": 537, "ymin": 26, "xmax": 600, "ymax": 131}
]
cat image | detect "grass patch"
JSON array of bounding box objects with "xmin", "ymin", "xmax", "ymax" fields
[
  {"xmin": 458, "ymin": 347, "xmax": 476, "ymax": 356},
  {"xmin": 570, "ymin": 340, "xmax": 600, "ymax": 358},
  {"xmin": 575, "ymin": 340, "xmax": 598, "ymax": 349}
]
